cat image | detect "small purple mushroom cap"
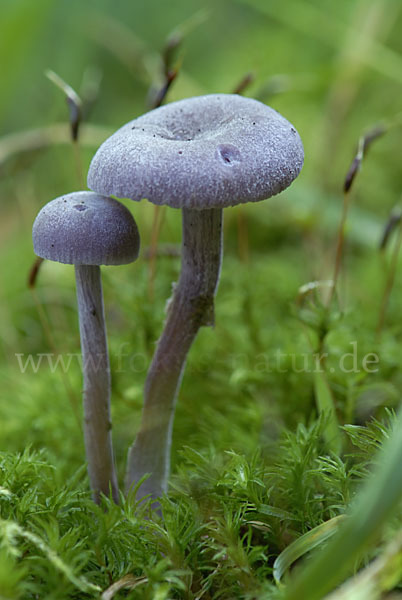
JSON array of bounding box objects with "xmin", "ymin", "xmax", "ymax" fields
[
  {"xmin": 87, "ymin": 94, "xmax": 304, "ymax": 209},
  {"xmin": 32, "ymin": 191, "xmax": 140, "ymax": 265}
]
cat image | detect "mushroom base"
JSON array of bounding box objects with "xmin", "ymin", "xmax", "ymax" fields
[{"xmin": 125, "ymin": 207, "xmax": 223, "ymax": 501}]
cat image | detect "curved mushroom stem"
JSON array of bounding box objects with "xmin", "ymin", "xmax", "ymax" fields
[
  {"xmin": 75, "ymin": 264, "xmax": 119, "ymax": 504},
  {"xmin": 125, "ymin": 207, "xmax": 223, "ymax": 501}
]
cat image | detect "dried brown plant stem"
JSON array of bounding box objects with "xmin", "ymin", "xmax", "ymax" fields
[
  {"xmin": 327, "ymin": 190, "xmax": 352, "ymax": 307},
  {"xmin": 72, "ymin": 139, "xmax": 85, "ymax": 189},
  {"xmin": 376, "ymin": 220, "xmax": 402, "ymax": 340},
  {"xmin": 328, "ymin": 125, "xmax": 385, "ymax": 308}
]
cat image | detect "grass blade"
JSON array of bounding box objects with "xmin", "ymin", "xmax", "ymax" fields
[
  {"xmin": 325, "ymin": 529, "xmax": 402, "ymax": 600},
  {"xmin": 274, "ymin": 515, "xmax": 345, "ymax": 584},
  {"xmin": 284, "ymin": 408, "xmax": 402, "ymax": 600}
]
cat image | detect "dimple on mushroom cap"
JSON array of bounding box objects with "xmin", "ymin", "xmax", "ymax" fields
[
  {"xmin": 87, "ymin": 94, "xmax": 304, "ymax": 210},
  {"xmin": 33, "ymin": 192, "xmax": 140, "ymax": 265}
]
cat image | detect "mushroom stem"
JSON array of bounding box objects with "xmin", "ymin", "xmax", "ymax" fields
[
  {"xmin": 75, "ymin": 264, "xmax": 119, "ymax": 504},
  {"xmin": 125, "ymin": 207, "xmax": 223, "ymax": 500}
]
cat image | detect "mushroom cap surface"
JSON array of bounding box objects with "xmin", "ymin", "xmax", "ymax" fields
[
  {"xmin": 87, "ymin": 94, "xmax": 304, "ymax": 209},
  {"xmin": 33, "ymin": 191, "xmax": 140, "ymax": 265}
]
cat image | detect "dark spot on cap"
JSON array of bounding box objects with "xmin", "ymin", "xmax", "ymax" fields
[
  {"xmin": 73, "ymin": 204, "xmax": 87, "ymax": 211},
  {"xmin": 290, "ymin": 127, "xmax": 296, "ymax": 134},
  {"xmin": 216, "ymin": 144, "xmax": 241, "ymax": 166},
  {"xmin": 178, "ymin": 151, "xmax": 183, "ymax": 155}
]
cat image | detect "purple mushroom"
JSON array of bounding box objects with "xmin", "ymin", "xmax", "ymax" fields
[
  {"xmin": 87, "ymin": 94, "xmax": 304, "ymax": 501},
  {"xmin": 32, "ymin": 191, "xmax": 140, "ymax": 503}
]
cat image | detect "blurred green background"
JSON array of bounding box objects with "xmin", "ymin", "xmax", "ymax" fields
[{"xmin": 1, "ymin": 0, "xmax": 402, "ymax": 485}]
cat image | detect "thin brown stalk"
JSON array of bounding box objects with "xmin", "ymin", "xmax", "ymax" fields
[
  {"xmin": 232, "ymin": 72, "xmax": 255, "ymax": 95},
  {"xmin": 376, "ymin": 220, "xmax": 402, "ymax": 339},
  {"xmin": 72, "ymin": 139, "xmax": 85, "ymax": 189},
  {"xmin": 327, "ymin": 190, "xmax": 352, "ymax": 307}
]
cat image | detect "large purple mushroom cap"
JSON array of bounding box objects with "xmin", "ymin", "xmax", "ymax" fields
[
  {"xmin": 87, "ymin": 94, "xmax": 304, "ymax": 209},
  {"xmin": 32, "ymin": 191, "xmax": 140, "ymax": 265}
]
